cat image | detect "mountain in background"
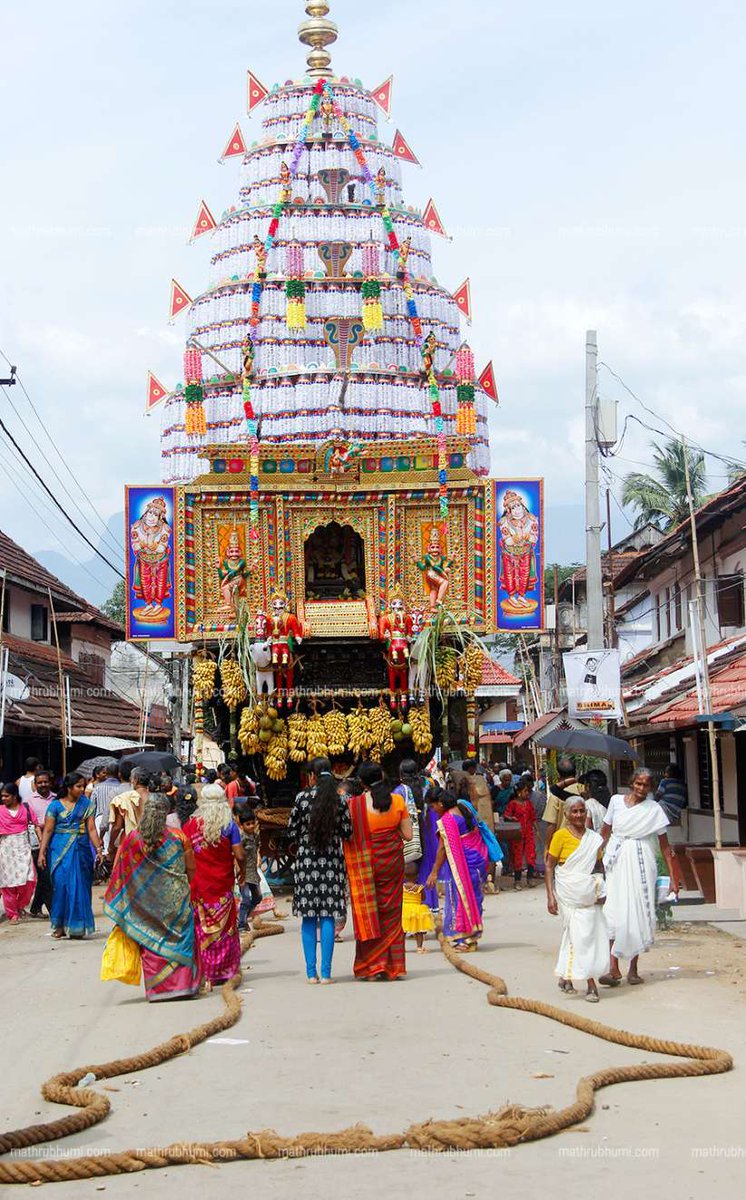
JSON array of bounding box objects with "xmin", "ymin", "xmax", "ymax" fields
[{"xmin": 34, "ymin": 512, "xmax": 124, "ymax": 609}]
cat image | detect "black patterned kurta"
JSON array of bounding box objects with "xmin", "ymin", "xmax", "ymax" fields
[{"xmin": 287, "ymin": 789, "xmax": 352, "ymax": 919}]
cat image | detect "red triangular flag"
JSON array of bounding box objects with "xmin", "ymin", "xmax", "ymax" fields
[
  {"xmin": 452, "ymin": 279, "xmax": 472, "ymax": 324},
  {"xmin": 190, "ymin": 200, "xmax": 217, "ymax": 242},
  {"xmin": 220, "ymin": 122, "xmax": 246, "ymax": 159},
  {"xmin": 422, "ymin": 199, "xmax": 448, "ymax": 238},
  {"xmin": 247, "ymin": 70, "xmax": 268, "ymax": 114},
  {"xmin": 370, "ymin": 75, "xmax": 393, "ymax": 117},
  {"xmin": 478, "ymin": 361, "xmax": 498, "ymax": 403},
  {"xmin": 169, "ymin": 279, "xmax": 193, "ymax": 322},
  {"xmin": 146, "ymin": 372, "xmax": 168, "ymax": 413},
  {"xmin": 391, "ymin": 129, "xmax": 419, "ymax": 165}
]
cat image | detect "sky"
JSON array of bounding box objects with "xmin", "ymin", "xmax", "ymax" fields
[{"xmin": 1, "ymin": 0, "xmax": 745, "ymax": 601}]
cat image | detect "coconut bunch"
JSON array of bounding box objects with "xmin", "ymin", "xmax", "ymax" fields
[{"xmin": 193, "ymin": 657, "xmax": 217, "ymax": 702}]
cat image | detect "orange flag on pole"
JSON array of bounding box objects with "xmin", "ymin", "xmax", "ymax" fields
[
  {"xmin": 169, "ymin": 279, "xmax": 192, "ymax": 322},
  {"xmin": 392, "ymin": 129, "xmax": 419, "ymax": 165},
  {"xmin": 477, "ymin": 361, "xmax": 499, "ymax": 403},
  {"xmin": 220, "ymin": 122, "xmax": 246, "ymax": 159},
  {"xmin": 146, "ymin": 372, "xmax": 168, "ymax": 413},
  {"xmin": 370, "ymin": 75, "xmax": 393, "ymax": 117},
  {"xmin": 422, "ymin": 199, "xmax": 448, "ymax": 238},
  {"xmin": 452, "ymin": 279, "xmax": 472, "ymax": 324},
  {"xmin": 247, "ymin": 70, "xmax": 268, "ymax": 113},
  {"xmin": 190, "ymin": 200, "xmax": 217, "ymax": 242}
]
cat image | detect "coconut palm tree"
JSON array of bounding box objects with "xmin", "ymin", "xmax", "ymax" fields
[{"xmin": 621, "ymin": 438, "xmax": 706, "ymax": 531}]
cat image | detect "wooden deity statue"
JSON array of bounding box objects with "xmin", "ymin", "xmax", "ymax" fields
[
  {"xmin": 375, "ymin": 166, "xmax": 387, "ymax": 206},
  {"xmin": 498, "ymin": 489, "xmax": 540, "ymax": 616},
  {"xmin": 254, "ymin": 590, "xmax": 304, "ymax": 706},
  {"xmin": 379, "ymin": 584, "xmax": 413, "ymax": 708},
  {"xmin": 215, "ymin": 530, "xmax": 248, "ymax": 613},
  {"xmin": 253, "ymin": 235, "xmax": 268, "ymax": 278},
  {"xmin": 417, "ymin": 524, "xmax": 451, "ymax": 612},
  {"xmin": 421, "ymin": 331, "xmax": 437, "ymax": 376},
  {"xmin": 279, "ymin": 161, "xmax": 291, "ymax": 202}
]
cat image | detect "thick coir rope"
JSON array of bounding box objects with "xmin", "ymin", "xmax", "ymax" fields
[{"xmin": 0, "ymin": 922, "xmax": 733, "ymax": 1183}]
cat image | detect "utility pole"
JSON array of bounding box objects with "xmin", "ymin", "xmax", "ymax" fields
[
  {"xmin": 683, "ymin": 439, "xmax": 722, "ymax": 849},
  {"xmin": 169, "ymin": 655, "xmax": 183, "ymax": 763},
  {"xmin": 585, "ymin": 330, "xmax": 604, "ymax": 650},
  {"xmin": 553, "ymin": 563, "xmax": 561, "ymax": 706}
]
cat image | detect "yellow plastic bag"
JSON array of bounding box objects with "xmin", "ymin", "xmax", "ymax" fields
[{"xmin": 100, "ymin": 924, "xmax": 142, "ymax": 987}]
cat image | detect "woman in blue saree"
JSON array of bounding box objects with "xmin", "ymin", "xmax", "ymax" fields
[
  {"xmin": 105, "ymin": 795, "xmax": 201, "ymax": 1001},
  {"xmin": 38, "ymin": 772, "xmax": 102, "ymax": 939}
]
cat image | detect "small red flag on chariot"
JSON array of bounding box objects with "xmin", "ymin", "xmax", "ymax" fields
[
  {"xmin": 422, "ymin": 199, "xmax": 448, "ymax": 238},
  {"xmin": 477, "ymin": 361, "xmax": 498, "ymax": 403},
  {"xmin": 220, "ymin": 123, "xmax": 246, "ymax": 159},
  {"xmin": 392, "ymin": 130, "xmax": 419, "ymax": 165},
  {"xmin": 370, "ymin": 75, "xmax": 393, "ymax": 117},
  {"xmin": 169, "ymin": 279, "xmax": 193, "ymax": 322},
  {"xmin": 452, "ymin": 279, "xmax": 472, "ymax": 323},
  {"xmin": 247, "ymin": 70, "xmax": 268, "ymax": 113},
  {"xmin": 190, "ymin": 201, "xmax": 217, "ymax": 242},
  {"xmin": 146, "ymin": 372, "xmax": 168, "ymax": 413}
]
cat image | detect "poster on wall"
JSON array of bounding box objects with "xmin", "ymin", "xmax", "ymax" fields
[
  {"xmin": 125, "ymin": 486, "xmax": 176, "ymax": 640},
  {"xmin": 564, "ymin": 649, "xmax": 622, "ymax": 719},
  {"xmin": 494, "ymin": 480, "xmax": 544, "ymax": 630}
]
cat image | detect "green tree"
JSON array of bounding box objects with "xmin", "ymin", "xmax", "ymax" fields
[
  {"xmin": 621, "ymin": 438, "xmax": 706, "ymax": 531},
  {"xmin": 102, "ymin": 579, "xmax": 126, "ymax": 625}
]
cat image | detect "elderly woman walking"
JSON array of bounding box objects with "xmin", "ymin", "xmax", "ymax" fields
[
  {"xmin": 183, "ymin": 783, "xmax": 244, "ymax": 985},
  {"xmin": 105, "ymin": 795, "xmax": 202, "ymax": 1001},
  {"xmin": 600, "ymin": 768, "xmax": 678, "ymax": 987},
  {"xmin": 288, "ymin": 757, "xmax": 353, "ymax": 983},
  {"xmin": 545, "ymin": 796, "xmax": 608, "ymax": 1002}
]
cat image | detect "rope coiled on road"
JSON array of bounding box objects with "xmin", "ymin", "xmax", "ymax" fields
[{"xmin": 0, "ymin": 923, "xmax": 733, "ymax": 1183}]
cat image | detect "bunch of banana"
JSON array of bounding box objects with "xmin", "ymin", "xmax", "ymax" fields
[
  {"xmin": 238, "ymin": 705, "xmax": 261, "ymax": 755},
  {"xmin": 410, "ymin": 704, "xmax": 433, "ymax": 754},
  {"xmin": 323, "ymin": 708, "xmax": 348, "ymax": 757},
  {"xmin": 220, "ymin": 658, "xmax": 247, "ymax": 709},
  {"xmin": 346, "ymin": 706, "xmax": 373, "ymax": 756},
  {"xmin": 305, "ymin": 712, "xmax": 329, "ymax": 761},
  {"xmin": 368, "ymin": 704, "xmax": 395, "ymax": 760},
  {"xmin": 434, "ymin": 645, "xmax": 459, "ymax": 693},
  {"xmin": 264, "ymin": 716, "xmax": 289, "ymax": 780},
  {"xmin": 287, "ymin": 712, "xmax": 308, "ymax": 764},
  {"xmin": 463, "ymin": 643, "xmax": 485, "ymax": 691},
  {"xmin": 193, "ymin": 657, "xmax": 217, "ymax": 702}
]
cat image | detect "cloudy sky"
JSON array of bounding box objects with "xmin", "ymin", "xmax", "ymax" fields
[{"xmin": 2, "ymin": 0, "xmax": 745, "ymax": 599}]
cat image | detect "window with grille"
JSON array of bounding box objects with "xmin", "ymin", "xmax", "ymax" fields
[
  {"xmin": 717, "ymin": 574, "xmax": 744, "ymax": 629},
  {"xmin": 30, "ymin": 604, "xmax": 48, "ymax": 642}
]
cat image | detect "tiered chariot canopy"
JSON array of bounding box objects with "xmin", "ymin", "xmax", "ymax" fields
[{"xmin": 160, "ymin": 2, "xmax": 491, "ymax": 485}]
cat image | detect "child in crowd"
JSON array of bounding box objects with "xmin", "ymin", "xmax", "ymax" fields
[
  {"xmin": 503, "ymin": 779, "xmax": 538, "ymax": 890},
  {"xmin": 402, "ymin": 860, "xmax": 435, "ymax": 952},
  {"xmin": 235, "ymin": 805, "xmax": 262, "ymax": 931}
]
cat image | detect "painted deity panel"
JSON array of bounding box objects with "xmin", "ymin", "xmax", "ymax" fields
[
  {"xmin": 125, "ymin": 486, "xmax": 175, "ymax": 640},
  {"xmin": 494, "ymin": 480, "xmax": 544, "ymax": 631}
]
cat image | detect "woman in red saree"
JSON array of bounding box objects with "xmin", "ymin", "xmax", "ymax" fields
[
  {"xmin": 183, "ymin": 784, "xmax": 245, "ymax": 984},
  {"xmin": 346, "ymin": 763, "xmax": 413, "ymax": 980}
]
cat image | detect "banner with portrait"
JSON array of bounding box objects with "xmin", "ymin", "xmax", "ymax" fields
[
  {"xmin": 563, "ymin": 649, "xmax": 622, "ymax": 719},
  {"xmin": 125, "ymin": 486, "xmax": 176, "ymax": 640},
  {"xmin": 494, "ymin": 480, "xmax": 544, "ymax": 630}
]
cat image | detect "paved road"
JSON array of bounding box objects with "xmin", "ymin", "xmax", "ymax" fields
[{"xmin": 1, "ymin": 886, "xmax": 744, "ymax": 1198}]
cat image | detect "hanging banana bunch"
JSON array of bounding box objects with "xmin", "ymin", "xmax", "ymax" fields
[
  {"xmin": 368, "ymin": 702, "xmax": 395, "ymax": 760},
  {"xmin": 323, "ymin": 706, "xmax": 348, "ymax": 757},
  {"xmin": 434, "ymin": 645, "xmax": 459, "ymax": 693},
  {"xmin": 462, "ymin": 643, "xmax": 484, "ymax": 691},
  {"xmin": 238, "ymin": 705, "xmax": 261, "ymax": 755},
  {"xmin": 288, "ymin": 711, "xmax": 308, "ymax": 763},
  {"xmin": 220, "ymin": 658, "xmax": 247, "ymax": 709},
  {"xmin": 305, "ymin": 708, "xmax": 329, "ymax": 761},
  {"xmin": 410, "ymin": 704, "xmax": 433, "ymax": 754},
  {"xmin": 346, "ymin": 704, "xmax": 373, "ymax": 756},
  {"xmin": 193, "ymin": 656, "xmax": 217, "ymax": 702},
  {"xmin": 264, "ymin": 714, "xmax": 289, "ymax": 780}
]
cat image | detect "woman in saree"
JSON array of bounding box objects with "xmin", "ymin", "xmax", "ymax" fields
[
  {"xmin": 104, "ymin": 795, "xmax": 201, "ymax": 1001},
  {"xmin": 0, "ymin": 783, "xmax": 36, "ymax": 923},
  {"xmin": 346, "ymin": 762, "xmax": 412, "ymax": 981},
  {"xmin": 426, "ymin": 787, "xmax": 487, "ymax": 951},
  {"xmin": 183, "ymin": 783, "xmax": 245, "ymax": 985},
  {"xmin": 600, "ymin": 768, "xmax": 678, "ymax": 986},
  {"xmin": 545, "ymin": 797, "xmax": 608, "ymax": 1002},
  {"xmin": 39, "ymin": 772, "xmax": 102, "ymax": 939}
]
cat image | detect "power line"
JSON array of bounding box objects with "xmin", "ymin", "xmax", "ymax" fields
[{"xmin": 0, "ymin": 414, "xmax": 125, "ymax": 579}]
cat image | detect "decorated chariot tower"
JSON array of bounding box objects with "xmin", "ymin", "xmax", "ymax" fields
[{"xmin": 127, "ymin": 3, "xmax": 544, "ymax": 784}]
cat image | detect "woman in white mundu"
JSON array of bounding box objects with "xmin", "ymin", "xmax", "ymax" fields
[
  {"xmin": 600, "ymin": 769, "xmax": 678, "ymax": 986},
  {"xmin": 545, "ymin": 797, "xmax": 609, "ymax": 1003}
]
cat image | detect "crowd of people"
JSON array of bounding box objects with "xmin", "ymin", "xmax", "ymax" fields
[{"xmin": 0, "ymin": 751, "xmax": 684, "ymax": 1003}]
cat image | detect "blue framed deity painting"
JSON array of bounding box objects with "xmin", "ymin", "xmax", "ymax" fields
[
  {"xmin": 493, "ymin": 480, "xmax": 544, "ymax": 631},
  {"xmin": 125, "ymin": 486, "xmax": 176, "ymax": 640}
]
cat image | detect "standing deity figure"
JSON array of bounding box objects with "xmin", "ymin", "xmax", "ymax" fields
[
  {"xmin": 130, "ymin": 496, "xmax": 171, "ymax": 619},
  {"xmin": 253, "ymin": 234, "xmax": 268, "ymax": 277},
  {"xmin": 498, "ymin": 490, "xmax": 540, "ymax": 615},
  {"xmin": 215, "ymin": 530, "xmax": 248, "ymax": 613},
  {"xmin": 417, "ymin": 524, "xmax": 451, "ymax": 612},
  {"xmin": 375, "ymin": 166, "xmax": 387, "ymax": 206},
  {"xmin": 379, "ymin": 585, "xmax": 413, "ymax": 708},
  {"xmin": 421, "ymin": 330, "xmax": 437, "ymax": 376},
  {"xmin": 255, "ymin": 591, "xmax": 304, "ymax": 706},
  {"xmin": 279, "ymin": 161, "xmax": 291, "ymax": 201}
]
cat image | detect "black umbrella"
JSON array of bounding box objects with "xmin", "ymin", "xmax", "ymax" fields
[
  {"xmin": 535, "ymin": 726, "xmax": 640, "ymax": 762},
  {"xmin": 74, "ymin": 755, "xmax": 116, "ymax": 779},
  {"xmin": 119, "ymin": 750, "xmax": 180, "ymax": 774}
]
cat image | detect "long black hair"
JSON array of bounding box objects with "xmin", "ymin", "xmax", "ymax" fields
[
  {"xmin": 59, "ymin": 771, "xmax": 86, "ymax": 799},
  {"xmin": 308, "ymin": 757, "xmax": 341, "ymax": 852},
  {"xmin": 399, "ymin": 757, "xmax": 424, "ymax": 813},
  {"xmin": 359, "ymin": 761, "xmax": 393, "ymax": 812},
  {"xmin": 436, "ymin": 783, "xmax": 476, "ymax": 831}
]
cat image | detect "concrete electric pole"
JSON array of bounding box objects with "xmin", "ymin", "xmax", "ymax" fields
[{"xmin": 585, "ymin": 330, "xmax": 604, "ymax": 651}]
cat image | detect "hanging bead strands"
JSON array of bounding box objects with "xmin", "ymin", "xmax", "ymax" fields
[
  {"xmin": 361, "ymin": 241, "xmax": 383, "ymax": 331},
  {"xmin": 183, "ymin": 347, "xmax": 206, "ymax": 436},
  {"xmin": 285, "ymin": 241, "xmax": 307, "ymax": 328},
  {"xmin": 241, "ymin": 335, "xmax": 261, "ymax": 567}
]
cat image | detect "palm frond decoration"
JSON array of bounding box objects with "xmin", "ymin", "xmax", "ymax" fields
[
  {"xmin": 234, "ymin": 598, "xmax": 259, "ymax": 704},
  {"xmin": 412, "ymin": 607, "xmax": 491, "ymax": 699}
]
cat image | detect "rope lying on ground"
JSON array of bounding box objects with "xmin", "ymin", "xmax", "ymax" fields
[{"xmin": 0, "ymin": 923, "xmax": 733, "ymax": 1183}]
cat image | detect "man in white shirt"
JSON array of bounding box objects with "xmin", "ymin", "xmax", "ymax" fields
[{"xmin": 17, "ymin": 756, "xmax": 41, "ymax": 803}]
